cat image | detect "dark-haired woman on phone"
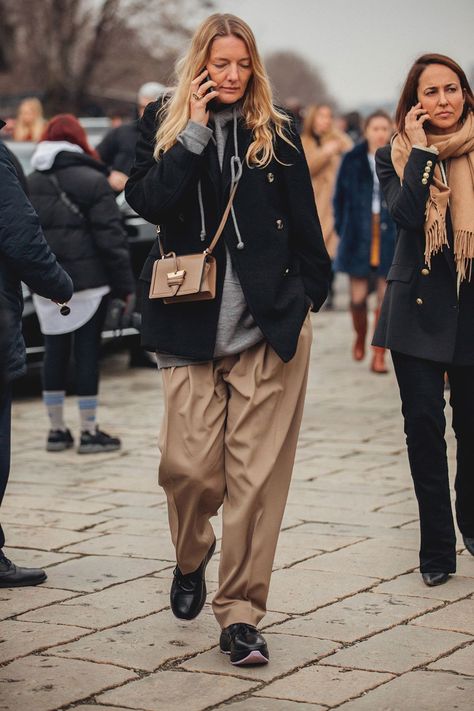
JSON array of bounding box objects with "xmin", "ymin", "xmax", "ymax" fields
[
  {"xmin": 373, "ymin": 54, "xmax": 474, "ymax": 586},
  {"xmin": 126, "ymin": 14, "xmax": 329, "ymax": 664}
]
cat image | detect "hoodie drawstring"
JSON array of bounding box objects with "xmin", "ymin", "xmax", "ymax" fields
[{"xmin": 197, "ymin": 106, "xmax": 244, "ymax": 249}]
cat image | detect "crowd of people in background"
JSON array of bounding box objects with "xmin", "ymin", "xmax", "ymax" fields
[{"xmin": 1, "ymin": 87, "xmax": 398, "ymax": 386}]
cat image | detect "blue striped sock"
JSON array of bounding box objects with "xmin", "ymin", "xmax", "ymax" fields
[
  {"xmin": 43, "ymin": 391, "xmax": 66, "ymax": 431},
  {"xmin": 78, "ymin": 396, "xmax": 97, "ymax": 434}
]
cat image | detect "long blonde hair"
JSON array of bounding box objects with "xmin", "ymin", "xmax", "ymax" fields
[
  {"xmin": 154, "ymin": 13, "xmax": 295, "ymax": 167},
  {"xmin": 13, "ymin": 98, "xmax": 46, "ymax": 142}
]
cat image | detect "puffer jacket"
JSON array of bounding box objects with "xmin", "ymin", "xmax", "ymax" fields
[
  {"xmin": 28, "ymin": 150, "xmax": 135, "ymax": 297},
  {"xmin": 0, "ymin": 133, "xmax": 73, "ymax": 383}
]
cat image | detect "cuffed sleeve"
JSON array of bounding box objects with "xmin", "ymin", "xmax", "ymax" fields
[
  {"xmin": 375, "ymin": 145, "xmax": 438, "ymax": 231},
  {"xmin": 177, "ymin": 121, "xmax": 213, "ymax": 155}
]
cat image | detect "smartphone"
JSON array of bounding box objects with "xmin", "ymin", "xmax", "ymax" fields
[{"xmin": 200, "ymin": 70, "xmax": 218, "ymax": 112}]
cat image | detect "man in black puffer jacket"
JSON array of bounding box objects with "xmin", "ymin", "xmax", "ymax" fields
[{"xmin": 0, "ymin": 120, "xmax": 73, "ymax": 587}]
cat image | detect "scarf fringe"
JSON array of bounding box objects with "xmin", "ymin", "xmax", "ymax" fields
[{"xmin": 454, "ymin": 229, "xmax": 474, "ymax": 282}]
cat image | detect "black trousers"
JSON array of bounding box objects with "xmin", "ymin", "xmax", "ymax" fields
[
  {"xmin": 0, "ymin": 386, "xmax": 12, "ymax": 549},
  {"xmin": 392, "ymin": 351, "xmax": 474, "ymax": 573},
  {"xmin": 42, "ymin": 297, "xmax": 107, "ymax": 395}
]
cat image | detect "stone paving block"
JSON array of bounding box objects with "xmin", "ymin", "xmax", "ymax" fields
[
  {"xmin": 256, "ymin": 665, "xmax": 393, "ymax": 706},
  {"xmin": 216, "ymin": 699, "xmax": 324, "ymax": 711},
  {"xmin": 0, "ymin": 620, "xmax": 90, "ymax": 664},
  {"xmin": 47, "ymin": 608, "xmax": 220, "ymax": 671},
  {"xmin": 18, "ymin": 576, "xmax": 170, "ymax": 629},
  {"xmin": 71, "ymin": 707, "xmax": 135, "ymax": 711},
  {"xmin": 0, "ymin": 654, "xmax": 136, "ymax": 711},
  {"xmin": 3, "ymin": 524, "xmax": 102, "ymax": 551},
  {"xmin": 295, "ymin": 539, "xmax": 418, "ymax": 580},
  {"xmin": 62, "ymin": 532, "xmax": 175, "ymax": 560},
  {"xmin": 334, "ymin": 671, "xmax": 474, "ymax": 710},
  {"xmin": 456, "ymin": 555, "xmax": 474, "ymax": 578},
  {"xmin": 411, "ymin": 598, "xmax": 474, "ymax": 634},
  {"xmin": 429, "ymin": 642, "xmax": 474, "ymax": 675},
  {"xmin": 89, "ymin": 516, "xmax": 171, "ymax": 535},
  {"xmin": 374, "ymin": 572, "xmax": 474, "ymax": 601},
  {"xmin": 283, "ymin": 503, "xmax": 415, "ymax": 528},
  {"xmin": 0, "ymin": 587, "xmax": 78, "ymax": 621},
  {"xmin": 2, "ymin": 494, "xmax": 115, "ymax": 515},
  {"xmin": 94, "ymin": 505, "xmax": 167, "ymax": 520},
  {"xmin": 324, "ymin": 624, "xmax": 470, "ymax": 673},
  {"xmin": 267, "ymin": 568, "xmax": 375, "ymax": 614},
  {"xmin": 272, "ymin": 545, "xmax": 324, "ymax": 568},
  {"xmin": 276, "ymin": 526, "xmax": 365, "ymax": 553},
  {"xmin": 2, "ymin": 547, "xmax": 79, "ymax": 569},
  {"xmin": 0, "ymin": 508, "xmax": 112, "ymax": 531},
  {"xmin": 265, "ymin": 592, "xmax": 441, "ymax": 643},
  {"xmin": 180, "ymin": 633, "xmax": 338, "ymax": 682},
  {"xmin": 97, "ymin": 670, "xmax": 255, "ymax": 711},
  {"xmin": 41, "ymin": 555, "xmax": 166, "ymax": 592},
  {"xmin": 86, "ymin": 491, "xmax": 165, "ymax": 507}
]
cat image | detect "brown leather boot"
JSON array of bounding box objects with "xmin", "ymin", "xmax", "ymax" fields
[
  {"xmin": 350, "ymin": 302, "xmax": 367, "ymax": 361},
  {"xmin": 371, "ymin": 308, "xmax": 388, "ymax": 374}
]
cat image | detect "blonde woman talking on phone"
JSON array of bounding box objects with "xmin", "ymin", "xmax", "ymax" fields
[
  {"xmin": 126, "ymin": 14, "xmax": 330, "ymax": 665},
  {"xmin": 373, "ymin": 54, "xmax": 474, "ymax": 587}
]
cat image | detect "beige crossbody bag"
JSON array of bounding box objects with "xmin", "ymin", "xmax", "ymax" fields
[{"xmin": 148, "ymin": 182, "xmax": 238, "ymax": 304}]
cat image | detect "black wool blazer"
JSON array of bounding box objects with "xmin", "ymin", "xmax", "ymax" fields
[
  {"xmin": 373, "ymin": 145, "xmax": 474, "ymax": 365},
  {"xmin": 125, "ymin": 102, "xmax": 330, "ymax": 362}
]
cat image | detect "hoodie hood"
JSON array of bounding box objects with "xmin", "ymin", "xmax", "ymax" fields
[{"xmin": 31, "ymin": 141, "xmax": 83, "ymax": 171}]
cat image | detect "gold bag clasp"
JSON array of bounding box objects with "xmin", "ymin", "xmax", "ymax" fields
[{"xmin": 167, "ymin": 269, "xmax": 186, "ymax": 287}]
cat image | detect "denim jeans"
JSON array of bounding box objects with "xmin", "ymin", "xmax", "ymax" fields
[{"xmin": 392, "ymin": 350, "xmax": 474, "ymax": 573}]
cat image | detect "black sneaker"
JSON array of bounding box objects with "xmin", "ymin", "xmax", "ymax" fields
[
  {"xmin": 0, "ymin": 552, "xmax": 47, "ymax": 587},
  {"xmin": 220, "ymin": 623, "xmax": 269, "ymax": 665},
  {"xmin": 46, "ymin": 428, "xmax": 74, "ymax": 452},
  {"xmin": 77, "ymin": 427, "xmax": 121, "ymax": 454}
]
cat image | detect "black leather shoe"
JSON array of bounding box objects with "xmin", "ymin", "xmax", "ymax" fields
[
  {"xmin": 220, "ymin": 623, "xmax": 269, "ymax": 665},
  {"xmin": 422, "ymin": 572, "xmax": 450, "ymax": 587},
  {"xmin": 170, "ymin": 539, "xmax": 216, "ymax": 620},
  {"xmin": 0, "ymin": 553, "xmax": 47, "ymax": 587},
  {"xmin": 463, "ymin": 536, "xmax": 474, "ymax": 557}
]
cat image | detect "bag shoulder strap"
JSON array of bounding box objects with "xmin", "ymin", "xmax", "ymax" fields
[
  {"xmin": 47, "ymin": 173, "xmax": 86, "ymax": 221},
  {"xmin": 157, "ymin": 181, "xmax": 239, "ymax": 259}
]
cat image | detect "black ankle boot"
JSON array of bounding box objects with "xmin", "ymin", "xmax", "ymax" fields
[
  {"xmin": 220, "ymin": 623, "xmax": 269, "ymax": 665},
  {"xmin": 422, "ymin": 572, "xmax": 450, "ymax": 587},
  {"xmin": 463, "ymin": 536, "xmax": 474, "ymax": 556},
  {"xmin": 170, "ymin": 539, "xmax": 215, "ymax": 620}
]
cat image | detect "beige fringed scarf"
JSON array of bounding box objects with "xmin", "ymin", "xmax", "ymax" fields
[{"xmin": 391, "ymin": 112, "xmax": 474, "ymax": 281}]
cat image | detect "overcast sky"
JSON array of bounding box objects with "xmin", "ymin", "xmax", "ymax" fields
[{"xmin": 215, "ymin": 0, "xmax": 473, "ymax": 111}]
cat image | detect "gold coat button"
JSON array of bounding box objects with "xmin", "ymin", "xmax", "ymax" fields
[
  {"xmin": 423, "ymin": 172, "xmax": 430, "ymax": 179},
  {"xmin": 276, "ymin": 219, "xmax": 284, "ymax": 230},
  {"xmin": 416, "ymin": 298, "xmax": 423, "ymax": 305},
  {"xmin": 267, "ymin": 172, "xmax": 275, "ymax": 183},
  {"xmin": 421, "ymin": 268, "xmax": 430, "ymax": 276},
  {"xmin": 426, "ymin": 160, "xmax": 433, "ymax": 167},
  {"xmin": 425, "ymin": 165, "xmax": 431, "ymax": 172},
  {"xmin": 422, "ymin": 178, "xmax": 428, "ymax": 185}
]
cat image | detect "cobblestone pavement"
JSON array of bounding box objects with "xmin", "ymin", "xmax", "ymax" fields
[{"xmin": 2, "ymin": 305, "xmax": 474, "ymax": 710}]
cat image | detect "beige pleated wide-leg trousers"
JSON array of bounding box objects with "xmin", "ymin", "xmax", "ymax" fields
[{"xmin": 158, "ymin": 314, "xmax": 312, "ymax": 628}]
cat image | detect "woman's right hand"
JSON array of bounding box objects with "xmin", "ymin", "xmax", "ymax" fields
[
  {"xmin": 404, "ymin": 103, "xmax": 430, "ymax": 146},
  {"xmin": 189, "ymin": 70, "xmax": 219, "ymax": 126}
]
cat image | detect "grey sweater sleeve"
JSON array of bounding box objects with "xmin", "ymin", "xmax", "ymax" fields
[{"xmin": 177, "ymin": 120, "xmax": 213, "ymax": 155}]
